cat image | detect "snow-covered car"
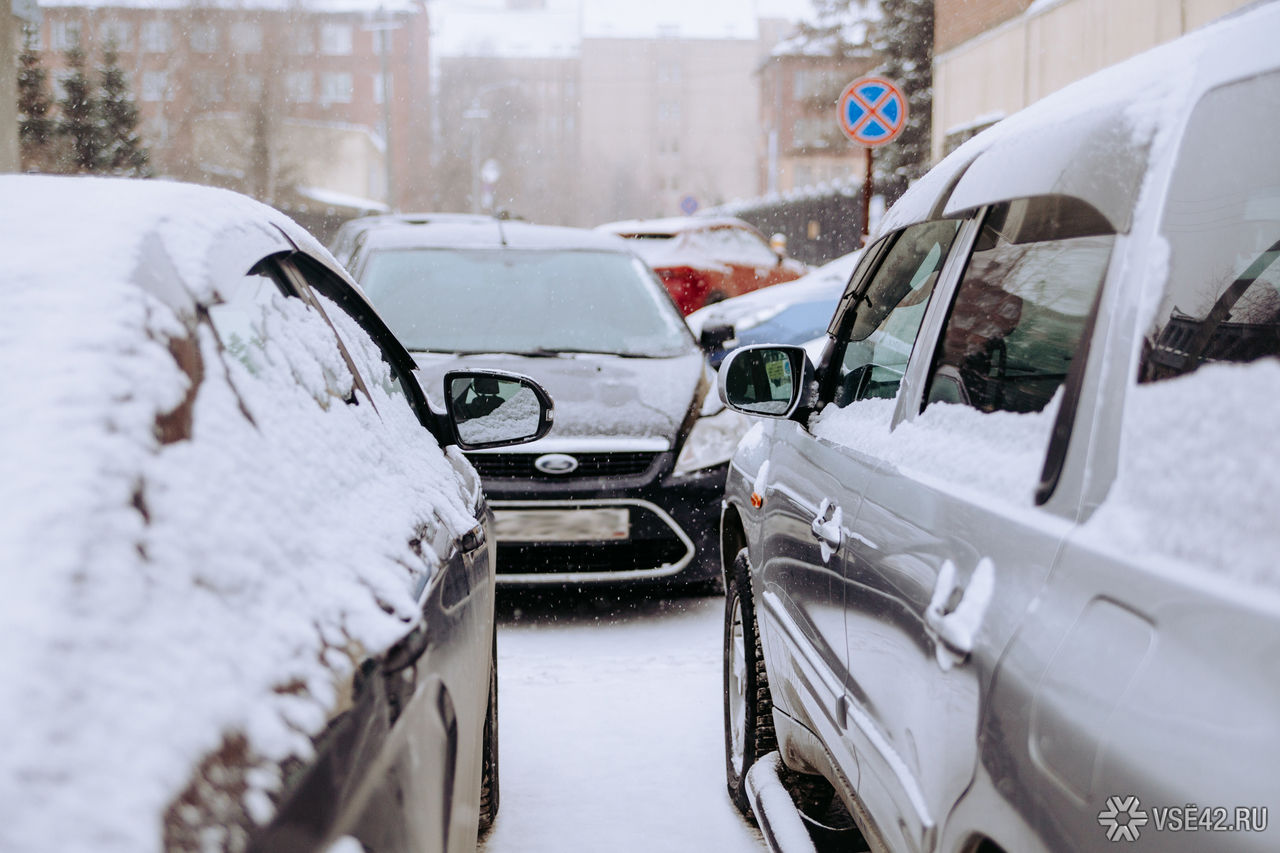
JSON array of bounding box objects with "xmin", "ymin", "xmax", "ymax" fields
[
  {"xmin": 686, "ymin": 249, "xmax": 862, "ymax": 368},
  {"xmin": 342, "ymin": 217, "xmax": 746, "ymax": 588},
  {"xmin": 597, "ymin": 215, "xmax": 809, "ymax": 315},
  {"xmin": 0, "ymin": 176, "xmax": 554, "ymax": 852},
  {"xmin": 716, "ymin": 6, "xmax": 1280, "ymax": 853}
]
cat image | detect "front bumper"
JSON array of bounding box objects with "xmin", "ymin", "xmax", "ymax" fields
[{"xmin": 467, "ymin": 450, "xmax": 726, "ymax": 586}]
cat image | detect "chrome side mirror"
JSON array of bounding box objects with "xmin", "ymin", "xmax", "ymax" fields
[{"xmin": 717, "ymin": 345, "xmax": 813, "ymax": 419}]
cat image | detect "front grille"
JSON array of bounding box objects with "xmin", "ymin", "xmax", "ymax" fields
[{"xmin": 467, "ymin": 452, "xmax": 658, "ymax": 480}]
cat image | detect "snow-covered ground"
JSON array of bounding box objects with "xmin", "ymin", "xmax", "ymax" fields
[{"xmin": 480, "ymin": 588, "xmax": 764, "ymax": 852}]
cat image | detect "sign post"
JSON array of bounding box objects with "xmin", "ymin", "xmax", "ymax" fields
[{"xmin": 836, "ymin": 76, "xmax": 907, "ymax": 244}]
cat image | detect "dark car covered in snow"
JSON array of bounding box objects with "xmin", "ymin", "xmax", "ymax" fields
[{"xmin": 344, "ymin": 217, "xmax": 750, "ymax": 587}]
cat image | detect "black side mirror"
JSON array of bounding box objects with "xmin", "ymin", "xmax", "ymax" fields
[
  {"xmin": 443, "ymin": 369, "xmax": 554, "ymax": 449},
  {"xmin": 699, "ymin": 322, "xmax": 735, "ymax": 352}
]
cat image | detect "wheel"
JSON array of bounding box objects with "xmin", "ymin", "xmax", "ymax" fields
[
  {"xmin": 705, "ymin": 290, "xmax": 727, "ymax": 307},
  {"xmin": 723, "ymin": 547, "xmax": 776, "ymax": 815},
  {"xmin": 477, "ymin": 641, "xmax": 500, "ymax": 833}
]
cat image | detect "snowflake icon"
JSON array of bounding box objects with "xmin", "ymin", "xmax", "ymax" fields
[{"xmin": 1098, "ymin": 795, "xmax": 1149, "ymax": 842}]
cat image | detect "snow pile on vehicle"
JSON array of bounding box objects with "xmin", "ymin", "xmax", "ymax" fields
[
  {"xmin": 1082, "ymin": 359, "xmax": 1280, "ymax": 594},
  {"xmin": 0, "ymin": 176, "xmax": 476, "ymax": 852},
  {"xmin": 810, "ymin": 394, "xmax": 1060, "ymax": 502}
]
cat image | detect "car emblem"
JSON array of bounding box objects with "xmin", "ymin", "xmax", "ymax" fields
[{"xmin": 534, "ymin": 453, "xmax": 579, "ymax": 475}]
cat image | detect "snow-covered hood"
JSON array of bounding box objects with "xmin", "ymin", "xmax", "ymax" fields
[{"xmin": 414, "ymin": 350, "xmax": 708, "ymax": 446}]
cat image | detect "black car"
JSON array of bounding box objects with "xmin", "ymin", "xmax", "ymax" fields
[
  {"xmin": 0, "ymin": 176, "xmax": 552, "ymax": 852},
  {"xmin": 343, "ymin": 217, "xmax": 750, "ymax": 588}
]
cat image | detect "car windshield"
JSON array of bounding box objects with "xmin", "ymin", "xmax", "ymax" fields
[{"xmin": 359, "ymin": 247, "xmax": 694, "ymax": 357}]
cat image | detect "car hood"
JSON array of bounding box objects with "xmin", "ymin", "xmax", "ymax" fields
[{"xmin": 413, "ymin": 350, "xmax": 708, "ymax": 447}]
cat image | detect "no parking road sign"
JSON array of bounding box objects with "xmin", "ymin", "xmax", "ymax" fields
[{"xmin": 837, "ymin": 76, "xmax": 907, "ymax": 147}]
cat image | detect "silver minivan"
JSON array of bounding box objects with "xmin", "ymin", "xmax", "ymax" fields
[{"xmin": 717, "ymin": 5, "xmax": 1280, "ymax": 852}]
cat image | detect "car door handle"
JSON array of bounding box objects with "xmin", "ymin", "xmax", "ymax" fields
[
  {"xmin": 924, "ymin": 558, "xmax": 995, "ymax": 669},
  {"xmin": 810, "ymin": 499, "xmax": 842, "ymax": 560}
]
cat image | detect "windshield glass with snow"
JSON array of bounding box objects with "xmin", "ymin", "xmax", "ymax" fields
[{"xmin": 359, "ymin": 248, "xmax": 694, "ymax": 357}]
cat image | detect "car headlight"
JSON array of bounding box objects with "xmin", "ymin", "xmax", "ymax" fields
[{"xmin": 673, "ymin": 406, "xmax": 752, "ymax": 477}]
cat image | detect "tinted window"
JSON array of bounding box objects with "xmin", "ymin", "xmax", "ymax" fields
[
  {"xmin": 925, "ymin": 197, "xmax": 1113, "ymax": 414},
  {"xmin": 1142, "ymin": 71, "xmax": 1280, "ymax": 382},
  {"xmin": 828, "ymin": 219, "xmax": 961, "ymax": 406},
  {"xmin": 359, "ymin": 248, "xmax": 692, "ymax": 357}
]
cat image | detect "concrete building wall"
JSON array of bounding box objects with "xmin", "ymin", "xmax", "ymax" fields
[
  {"xmin": 579, "ymin": 35, "xmax": 762, "ymax": 225},
  {"xmin": 933, "ymin": 0, "xmax": 1254, "ymax": 161}
]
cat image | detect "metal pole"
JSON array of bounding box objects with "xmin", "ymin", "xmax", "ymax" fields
[
  {"xmin": 379, "ymin": 26, "xmax": 393, "ymax": 209},
  {"xmin": 861, "ymin": 146, "xmax": 873, "ymax": 245}
]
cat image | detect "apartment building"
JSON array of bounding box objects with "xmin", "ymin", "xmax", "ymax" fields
[{"xmin": 35, "ymin": 0, "xmax": 432, "ymax": 212}]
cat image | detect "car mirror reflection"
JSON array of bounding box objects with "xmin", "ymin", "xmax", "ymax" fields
[
  {"xmin": 718, "ymin": 345, "xmax": 808, "ymax": 418},
  {"xmin": 444, "ymin": 370, "xmax": 554, "ymax": 449}
]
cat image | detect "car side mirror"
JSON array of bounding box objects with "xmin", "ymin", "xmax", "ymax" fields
[
  {"xmin": 699, "ymin": 321, "xmax": 735, "ymax": 353},
  {"xmin": 718, "ymin": 344, "xmax": 814, "ymax": 419},
  {"xmin": 443, "ymin": 369, "xmax": 554, "ymax": 450}
]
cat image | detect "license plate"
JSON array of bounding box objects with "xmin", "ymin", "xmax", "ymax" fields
[{"xmin": 494, "ymin": 508, "xmax": 630, "ymax": 543}]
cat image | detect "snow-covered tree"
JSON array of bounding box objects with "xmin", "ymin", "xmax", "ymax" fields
[
  {"xmin": 17, "ymin": 26, "xmax": 58, "ymax": 172},
  {"xmin": 58, "ymin": 45, "xmax": 106, "ymax": 173},
  {"xmin": 871, "ymin": 0, "xmax": 934, "ymax": 203},
  {"xmin": 97, "ymin": 43, "xmax": 151, "ymax": 176}
]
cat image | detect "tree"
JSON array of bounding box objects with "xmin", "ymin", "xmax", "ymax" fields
[
  {"xmin": 58, "ymin": 45, "xmax": 105, "ymax": 173},
  {"xmin": 97, "ymin": 43, "xmax": 151, "ymax": 176},
  {"xmin": 17, "ymin": 25, "xmax": 58, "ymax": 171},
  {"xmin": 871, "ymin": 0, "xmax": 934, "ymax": 203},
  {"xmin": 793, "ymin": 0, "xmax": 934, "ymax": 204}
]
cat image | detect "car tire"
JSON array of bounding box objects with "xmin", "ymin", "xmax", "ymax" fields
[
  {"xmin": 477, "ymin": 640, "xmax": 500, "ymax": 834},
  {"xmin": 705, "ymin": 290, "xmax": 727, "ymax": 306},
  {"xmin": 723, "ymin": 547, "xmax": 776, "ymax": 815}
]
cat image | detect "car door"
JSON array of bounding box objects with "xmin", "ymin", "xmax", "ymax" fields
[
  {"xmin": 279, "ymin": 253, "xmax": 498, "ymax": 853},
  {"xmin": 825, "ymin": 197, "xmax": 1117, "ymax": 853},
  {"xmin": 755, "ymin": 219, "xmax": 962, "ymax": 790}
]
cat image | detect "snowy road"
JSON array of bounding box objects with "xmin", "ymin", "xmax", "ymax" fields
[{"xmin": 479, "ymin": 588, "xmax": 765, "ymax": 852}]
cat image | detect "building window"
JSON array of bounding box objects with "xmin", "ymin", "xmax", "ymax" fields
[
  {"xmin": 100, "ymin": 19, "xmax": 132, "ymax": 50},
  {"xmin": 287, "ymin": 71, "xmax": 313, "ymax": 104},
  {"xmin": 141, "ymin": 71, "xmax": 170, "ymax": 102},
  {"xmin": 231, "ymin": 21, "xmax": 263, "ymax": 54},
  {"xmin": 50, "ymin": 20, "xmax": 82, "ymax": 51},
  {"xmin": 372, "ymin": 73, "xmax": 388, "ymax": 105},
  {"xmin": 241, "ymin": 74, "xmax": 264, "ymax": 101},
  {"xmin": 140, "ymin": 20, "xmax": 171, "ymax": 53},
  {"xmin": 319, "ymin": 72, "xmax": 353, "ymax": 104},
  {"xmin": 192, "ymin": 71, "xmax": 224, "ymax": 103},
  {"xmin": 292, "ymin": 25, "xmax": 316, "ymax": 55},
  {"xmin": 320, "ymin": 23, "xmax": 353, "ymax": 56},
  {"xmin": 189, "ymin": 23, "xmax": 219, "ymax": 53}
]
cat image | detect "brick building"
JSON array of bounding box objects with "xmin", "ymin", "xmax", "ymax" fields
[{"xmin": 34, "ymin": 0, "xmax": 432, "ymax": 216}]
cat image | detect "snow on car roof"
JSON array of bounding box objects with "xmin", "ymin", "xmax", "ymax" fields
[
  {"xmin": 0, "ymin": 175, "xmax": 476, "ymax": 851},
  {"xmin": 360, "ymin": 218, "xmax": 637, "ymax": 253},
  {"xmin": 597, "ymin": 215, "xmax": 758, "ymax": 237}
]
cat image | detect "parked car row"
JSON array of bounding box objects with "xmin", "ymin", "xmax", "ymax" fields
[{"xmin": 716, "ymin": 5, "xmax": 1280, "ymax": 853}]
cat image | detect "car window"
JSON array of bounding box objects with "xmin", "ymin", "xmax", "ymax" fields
[
  {"xmin": 719, "ymin": 227, "xmax": 778, "ymax": 266},
  {"xmin": 358, "ymin": 248, "xmax": 693, "ymax": 357},
  {"xmin": 924, "ymin": 196, "xmax": 1114, "ymax": 414},
  {"xmin": 207, "ymin": 263, "xmax": 358, "ymax": 411},
  {"xmin": 1141, "ymin": 70, "xmax": 1280, "ymax": 382},
  {"xmin": 826, "ymin": 219, "xmax": 961, "ymax": 406}
]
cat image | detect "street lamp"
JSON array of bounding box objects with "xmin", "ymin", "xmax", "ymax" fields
[{"xmin": 463, "ymin": 80, "xmax": 519, "ymax": 214}]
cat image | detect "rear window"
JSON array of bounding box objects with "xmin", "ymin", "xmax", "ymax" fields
[{"xmin": 1142, "ymin": 71, "xmax": 1280, "ymax": 381}]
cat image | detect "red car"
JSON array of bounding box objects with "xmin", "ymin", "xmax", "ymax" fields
[{"xmin": 598, "ymin": 216, "xmax": 809, "ymax": 315}]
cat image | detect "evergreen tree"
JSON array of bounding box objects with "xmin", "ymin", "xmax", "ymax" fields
[
  {"xmin": 97, "ymin": 43, "xmax": 151, "ymax": 176},
  {"xmin": 58, "ymin": 45, "xmax": 106, "ymax": 173},
  {"xmin": 17, "ymin": 25, "xmax": 57, "ymax": 172},
  {"xmin": 871, "ymin": 0, "xmax": 934, "ymax": 204}
]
